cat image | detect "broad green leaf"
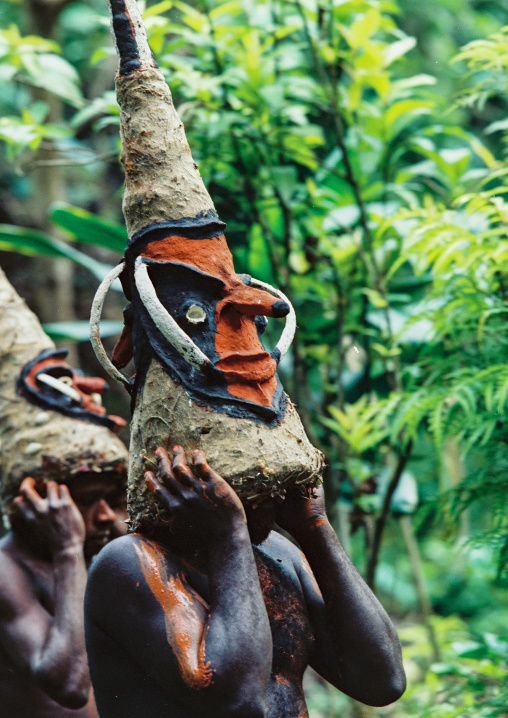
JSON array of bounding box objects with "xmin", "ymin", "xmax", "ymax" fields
[
  {"xmin": 382, "ymin": 36, "xmax": 416, "ymax": 66},
  {"xmin": 22, "ymin": 53, "xmax": 84, "ymax": 107},
  {"xmin": 271, "ymin": 166, "xmax": 298, "ymax": 205},
  {"xmin": 342, "ymin": 9, "xmax": 381, "ymax": 49},
  {"xmin": 384, "ymin": 99, "xmax": 434, "ymax": 134},
  {"xmin": 49, "ymin": 204, "xmax": 127, "ymax": 253},
  {"xmin": 247, "ymin": 223, "xmax": 274, "ymax": 284},
  {"xmin": 0, "ymin": 224, "xmax": 118, "ymax": 284},
  {"xmin": 143, "ymin": 0, "xmax": 173, "ymax": 18},
  {"xmin": 43, "ymin": 320, "xmax": 123, "ymax": 343}
]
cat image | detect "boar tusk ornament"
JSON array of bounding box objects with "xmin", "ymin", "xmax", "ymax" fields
[{"xmin": 91, "ymin": 261, "xmax": 297, "ymax": 379}]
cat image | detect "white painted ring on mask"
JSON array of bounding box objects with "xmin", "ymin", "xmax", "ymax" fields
[
  {"xmin": 134, "ymin": 257, "xmax": 212, "ymax": 371},
  {"xmin": 89, "ymin": 262, "xmax": 131, "ymax": 387},
  {"xmin": 249, "ymin": 278, "xmax": 296, "ymax": 360}
]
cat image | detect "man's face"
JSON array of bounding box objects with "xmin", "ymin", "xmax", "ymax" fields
[{"xmin": 67, "ymin": 477, "xmax": 126, "ymax": 559}]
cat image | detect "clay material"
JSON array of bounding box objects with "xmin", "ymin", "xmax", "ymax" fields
[
  {"xmin": 117, "ymin": 69, "xmax": 214, "ymax": 237},
  {"xmin": 127, "ymin": 359, "xmax": 324, "ymax": 532},
  {"xmin": 0, "ymin": 267, "xmax": 128, "ymax": 516}
]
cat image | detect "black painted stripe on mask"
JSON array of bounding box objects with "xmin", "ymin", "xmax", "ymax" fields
[
  {"xmin": 110, "ymin": 0, "xmax": 142, "ymax": 75},
  {"xmin": 126, "ymin": 211, "xmax": 227, "ymax": 259}
]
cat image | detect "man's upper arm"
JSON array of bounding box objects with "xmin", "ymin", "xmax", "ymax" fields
[{"xmin": 0, "ymin": 552, "xmax": 51, "ymax": 674}]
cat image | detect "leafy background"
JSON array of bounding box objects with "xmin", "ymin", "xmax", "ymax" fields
[{"xmin": 0, "ymin": 0, "xmax": 507, "ymax": 715}]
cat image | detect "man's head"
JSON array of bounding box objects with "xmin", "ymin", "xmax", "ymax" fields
[
  {"xmin": 67, "ymin": 474, "xmax": 126, "ymax": 559},
  {"xmin": 8, "ymin": 472, "xmax": 126, "ymax": 561}
]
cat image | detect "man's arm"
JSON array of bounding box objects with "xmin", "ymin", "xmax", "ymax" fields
[
  {"xmin": 276, "ymin": 485, "xmax": 406, "ymax": 707},
  {"xmin": 86, "ymin": 448, "xmax": 272, "ymax": 717},
  {"xmin": 0, "ymin": 479, "xmax": 90, "ymax": 708}
]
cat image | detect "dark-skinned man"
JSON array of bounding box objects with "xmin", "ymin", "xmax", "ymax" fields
[
  {"xmin": 0, "ymin": 474, "xmax": 126, "ymax": 718},
  {"xmin": 0, "ymin": 266, "xmax": 129, "ymax": 718},
  {"xmin": 85, "ymin": 447, "xmax": 406, "ymax": 718}
]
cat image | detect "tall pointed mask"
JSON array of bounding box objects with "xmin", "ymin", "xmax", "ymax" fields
[
  {"xmin": 92, "ymin": 0, "xmax": 323, "ymax": 532},
  {"xmin": 0, "ymin": 268, "xmax": 128, "ymax": 522}
]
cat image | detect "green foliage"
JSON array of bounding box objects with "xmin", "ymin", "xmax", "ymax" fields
[
  {"xmin": 306, "ymin": 616, "xmax": 508, "ymax": 717},
  {"xmin": 0, "ymin": 222, "xmax": 115, "ymax": 282},
  {"xmin": 400, "ymin": 617, "xmax": 508, "ymax": 718},
  {"xmin": 49, "ymin": 204, "xmax": 127, "ymax": 253},
  {"xmin": 1, "ymin": 1, "xmax": 508, "ymax": 713},
  {"xmin": 43, "ymin": 320, "xmax": 124, "ymax": 342},
  {"xmin": 0, "ymin": 24, "xmax": 83, "ymax": 157}
]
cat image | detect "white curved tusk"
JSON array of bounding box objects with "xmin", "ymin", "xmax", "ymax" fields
[
  {"xmin": 37, "ymin": 373, "xmax": 82, "ymax": 403},
  {"xmin": 249, "ymin": 278, "xmax": 296, "ymax": 360},
  {"xmin": 90, "ymin": 263, "xmax": 131, "ymax": 387},
  {"xmin": 134, "ymin": 257, "xmax": 212, "ymax": 371}
]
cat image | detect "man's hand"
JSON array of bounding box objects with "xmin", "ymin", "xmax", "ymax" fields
[
  {"xmin": 275, "ymin": 483, "xmax": 328, "ymax": 540},
  {"xmin": 145, "ymin": 446, "xmax": 247, "ymax": 543},
  {"xmin": 12, "ymin": 477, "xmax": 86, "ymax": 555}
]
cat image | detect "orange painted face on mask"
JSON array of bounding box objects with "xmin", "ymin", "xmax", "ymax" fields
[
  {"xmin": 139, "ymin": 235, "xmax": 290, "ymax": 408},
  {"xmin": 18, "ymin": 348, "xmax": 126, "ymax": 433}
]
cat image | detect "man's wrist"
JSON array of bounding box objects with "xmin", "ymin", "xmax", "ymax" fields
[
  {"xmin": 53, "ymin": 543, "xmax": 85, "ymax": 560},
  {"xmin": 290, "ymin": 515, "xmax": 333, "ymax": 545},
  {"xmin": 209, "ymin": 516, "xmax": 251, "ymax": 548}
]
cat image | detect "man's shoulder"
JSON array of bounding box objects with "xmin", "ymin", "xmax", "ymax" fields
[
  {"xmin": 90, "ymin": 533, "xmax": 178, "ymax": 579},
  {"xmin": 87, "ymin": 535, "xmax": 179, "ymax": 604},
  {"xmin": 257, "ymin": 530, "xmax": 305, "ymax": 569},
  {"xmin": 86, "ymin": 534, "xmax": 183, "ymax": 633}
]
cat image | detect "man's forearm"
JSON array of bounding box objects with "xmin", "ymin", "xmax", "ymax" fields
[
  {"xmin": 294, "ymin": 519, "xmax": 405, "ymax": 702},
  {"xmin": 203, "ymin": 523, "xmax": 272, "ymax": 709},
  {"xmin": 33, "ymin": 546, "xmax": 90, "ymax": 707}
]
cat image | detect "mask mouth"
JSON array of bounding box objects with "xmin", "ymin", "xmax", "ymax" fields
[{"xmin": 215, "ymin": 352, "xmax": 277, "ymax": 383}]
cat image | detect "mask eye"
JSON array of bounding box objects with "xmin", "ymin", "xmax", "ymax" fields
[
  {"xmin": 59, "ymin": 376, "xmax": 75, "ymax": 387},
  {"xmin": 185, "ymin": 304, "xmax": 207, "ymax": 325}
]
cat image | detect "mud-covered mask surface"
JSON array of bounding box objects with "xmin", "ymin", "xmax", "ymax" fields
[
  {"xmin": 17, "ymin": 348, "xmax": 126, "ymax": 433},
  {"xmin": 116, "ymin": 217, "xmax": 292, "ymax": 423}
]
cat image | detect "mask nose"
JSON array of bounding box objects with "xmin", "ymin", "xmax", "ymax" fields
[
  {"xmin": 271, "ymin": 300, "xmax": 290, "ymax": 318},
  {"xmin": 226, "ymin": 284, "xmax": 290, "ymax": 318}
]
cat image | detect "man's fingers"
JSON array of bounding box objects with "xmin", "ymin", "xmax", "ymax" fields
[
  {"xmin": 192, "ymin": 451, "xmax": 222, "ymax": 483},
  {"xmin": 19, "ymin": 478, "xmax": 47, "ymax": 513},
  {"xmin": 155, "ymin": 447, "xmax": 175, "ymax": 482},
  {"xmin": 58, "ymin": 483, "xmax": 72, "ymax": 505},
  {"xmin": 12, "ymin": 497, "xmax": 37, "ymax": 523},
  {"xmin": 47, "ymin": 481, "xmax": 60, "ymax": 509},
  {"xmin": 171, "ymin": 446, "xmax": 197, "ymax": 488},
  {"xmin": 145, "ymin": 471, "xmax": 178, "ymax": 510}
]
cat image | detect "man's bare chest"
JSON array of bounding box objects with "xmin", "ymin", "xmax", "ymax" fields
[{"xmin": 254, "ymin": 550, "xmax": 314, "ymax": 680}]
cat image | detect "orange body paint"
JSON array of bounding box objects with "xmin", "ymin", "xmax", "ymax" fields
[
  {"xmin": 133, "ymin": 537, "xmax": 214, "ymax": 690},
  {"xmin": 298, "ymin": 552, "xmax": 322, "ymax": 598}
]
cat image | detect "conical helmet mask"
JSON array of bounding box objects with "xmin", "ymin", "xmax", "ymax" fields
[{"xmin": 92, "ymin": 0, "xmax": 323, "ymax": 532}]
